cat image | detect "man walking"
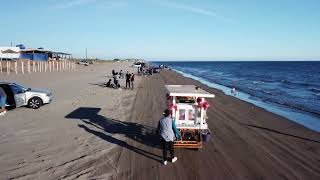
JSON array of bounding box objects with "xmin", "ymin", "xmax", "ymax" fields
[
  {"xmin": 130, "ymin": 73, "xmax": 135, "ymax": 90},
  {"xmin": 125, "ymin": 71, "xmax": 131, "ymax": 89},
  {"xmin": 157, "ymin": 109, "xmax": 178, "ymax": 165}
]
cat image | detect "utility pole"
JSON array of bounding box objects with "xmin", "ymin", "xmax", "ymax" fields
[
  {"xmin": 86, "ymin": 48, "xmax": 87, "ymax": 59},
  {"xmin": 10, "ymin": 42, "xmax": 12, "ymax": 47}
]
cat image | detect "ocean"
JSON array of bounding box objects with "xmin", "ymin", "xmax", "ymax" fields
[{"xmin": 152, "ymin": 61, "xmax": 320, "ymax": 132}]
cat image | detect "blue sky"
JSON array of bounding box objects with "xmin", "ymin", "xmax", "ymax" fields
[{"xmin": 0, "ymin": 0, "xmax": 319, "ymax": 61}]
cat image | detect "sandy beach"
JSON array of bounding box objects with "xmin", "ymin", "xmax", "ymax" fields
[{"xmin": 0, "ymin": 62, "xmax": 320, "ymax": 180}]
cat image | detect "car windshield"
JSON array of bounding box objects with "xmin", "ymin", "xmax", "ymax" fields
[{"xmin": 10, "ymin": 84, "xmax": 28, "ymax": 94}]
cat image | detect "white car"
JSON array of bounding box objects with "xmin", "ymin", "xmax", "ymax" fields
[
  {"xmin": 78, "ymin": 60, "xmax": 89, "ymax": 66},
  {"xmin": 0, "ymin": 82, "xmax": 53, "ymax": 109}
]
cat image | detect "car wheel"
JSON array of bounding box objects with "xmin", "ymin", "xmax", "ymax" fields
[{"xmin": 28, "ymin": 97, "xmax": 43, "ymax": 109}]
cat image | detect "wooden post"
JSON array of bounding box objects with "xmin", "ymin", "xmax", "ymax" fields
[
  {"xmin": 45, "ymin": 62, "xmax": 47, "ymax": 72},
  {"xmin": 53, "ymin": 61, "xmax": 55, "ymax": 71},
  {"xmin": 33, "ymin": 61, "xmax": 36, "ymax": 72},
  {"xmin": 49, "ymin": 61, "xmax": 52, "ymax": 72},
  {"xmin": 59, "ymin": 61, "xmax": 62, "ymax": 71},
  {"xmin": 15, "ymin": 61, "xmax": 18, "ymax": 74},
  {"xmin": 28, "ymin": 61, "xmax": 30, "ymax": 73},
  {"xmin": 21, "ymin": 61, "xmax": 24, "ymax": 74},
  {"xmin": 39, "ymin": 61, "xmax": 42, "ymax": 72},
  {"xmin": 7, "ymin": 61, "xmax": 10, "ymax": 75},
  {"xmin": 0, "ymin": 59, "xmax": 2, "ymax": 74}
]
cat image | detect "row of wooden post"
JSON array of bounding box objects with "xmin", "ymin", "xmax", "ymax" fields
[{"xmin": 0, "ymin": 60, "xmax": 76, "ymax": 75}]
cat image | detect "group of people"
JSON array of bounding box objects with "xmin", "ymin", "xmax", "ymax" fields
[
  {"xmin": 106, "ymin": 69, "xmax": 135, "ymax": 90},
  {"xmin": 138, "ymin": 66, "xmax": 155, "ymax": 76},
  {"xmin": 0, "ymin": 87, "xmax": 7, "ymax": 116}
]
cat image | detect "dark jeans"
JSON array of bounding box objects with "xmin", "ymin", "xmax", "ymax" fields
[
  {"xmin": 126, "ymin": 80, "xmax": 130, "ymax": 88},
  {"xmin": 162, "ymin": 139, "xmax": 174, "ymax": 161}
]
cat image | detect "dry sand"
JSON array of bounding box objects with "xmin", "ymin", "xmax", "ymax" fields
[
  {"xmin": 1, "ymin": 63, "xmax": 320, "ymax": 180},
  {"xmin": 0, "ymin": 62, "xmax": 140, "ymax": 179}
]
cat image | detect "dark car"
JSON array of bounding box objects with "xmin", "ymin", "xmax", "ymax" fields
[{"xmin": 153, "ymin": 67, "xmax": 160, "ymax": 73}]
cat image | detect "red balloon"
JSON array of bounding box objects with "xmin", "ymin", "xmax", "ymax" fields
[
  {"xmin": 169, "ymin": 104, "xmax": 178, "ymax": 111},
  {"xmin": 203, "ymin": 101, "xmax": 210, "ymax": 110}
]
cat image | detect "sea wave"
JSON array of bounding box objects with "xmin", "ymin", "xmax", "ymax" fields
[
  {"xmin": 310, "ymin": 87, "xmax": 320, "ymax": 93},
  {"xmin": 281, "ymin": 79, "xmax": 318, "ymax": 88},
  {"xmin": 169, "ymin": 68, "xmax": 320, "ymax": 132}
]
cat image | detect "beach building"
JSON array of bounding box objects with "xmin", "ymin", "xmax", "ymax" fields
[
  {"xmin": 20, "ymin": 49, "xmax": 72, "ymax": 61},
  {"xmin": 49, "ymin": 51, "xmax": 72, "ymax": 61},
  {"xmin": 20, "ymin": 49, "xmax": 50, "ymax": 61},
  {"xmin": 0, "ymin": 47, "xmax": 20, "ymax": 60},
  {"xmin": 0, "ymin": 45, "xmax": 72, "ymax": 61}
]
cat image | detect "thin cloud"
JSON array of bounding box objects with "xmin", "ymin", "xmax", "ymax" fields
[
  {"xmin": 53, "ymin": 0, "xmax": 98, "ymax": 9},
  {"xmin": 157, "ymin": 1, "xmax": 237, "ymax": 24},
  {"xmin": 52, "ymin": 0, "xmax": 127, "ymax": 9}
]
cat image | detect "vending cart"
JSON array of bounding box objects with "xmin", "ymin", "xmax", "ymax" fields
[{"xmin": 165, "ymin": 85, "xmax": 215, "ymax": 149}]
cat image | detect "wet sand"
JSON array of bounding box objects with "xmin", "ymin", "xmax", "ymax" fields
[
  {"xmin": 1, "ymin": 64, "xmax": 320, "ymax": 179},
  {"xmin": 115, "ymin": 70, "xmax": 320, "ymax": 180}
]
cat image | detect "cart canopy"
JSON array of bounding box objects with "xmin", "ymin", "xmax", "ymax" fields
[{"xmin": 165, "ymin": 85, "xmax": 215, "ymax": 98}]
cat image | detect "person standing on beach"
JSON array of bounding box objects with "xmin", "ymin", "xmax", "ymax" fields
[
  {"xmin": 113, "ymin": 74, "xmax": 119, "ymax": 88},
  {"xmin": 157, "ymin": 109, "xmax": 178, "ymax": 165},
  {"xmin": 0, "ymin": 87, "xmax": 7, "ymax": 115},
  {"xmin": 231, "ymin": 87, "xmax": 237, "ymax": 96},
  {"xmin": 125, "ymin": 71, "xmax": 131, "ymax": 89},
  {"xmin": 130, "ymin": 73, "xmax": 135, "ymax": 90},
  {"xmin": 119, "ymin": 70, "xmax": 124, "ymax": 79}
]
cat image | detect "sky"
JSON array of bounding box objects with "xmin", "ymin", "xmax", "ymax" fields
[{"xmin": 0, "ymin": 0, "xmax": 319, "ymax": 61}]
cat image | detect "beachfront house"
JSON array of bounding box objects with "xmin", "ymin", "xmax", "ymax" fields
[
  {"xmin": 20, "ymin": 49, "xmax": 50, "ymax": 61},
  {"xmin": 20, "ymin": 49, "xmax": 72, "ymax": 61},
  {"xmin": 0, "ymin": 47, "xmax": 20, "ymax": 60}
]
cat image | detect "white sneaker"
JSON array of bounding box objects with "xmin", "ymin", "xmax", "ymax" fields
[
  {"xmin": 171, "ymin": 157, "xmax": 177, "ymax": 163},
  {"xmin": 163, "ymin": 160, "xmax": 168, "ymax": 165}
]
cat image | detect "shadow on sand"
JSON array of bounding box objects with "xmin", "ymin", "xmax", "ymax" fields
[
  {"xmin": 65, "ymin": 107, "xmax": 162, "ymax": 162},
  {"xmin": 89, "ymin": 82, "xmax": 107, "ymax": 88}
]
